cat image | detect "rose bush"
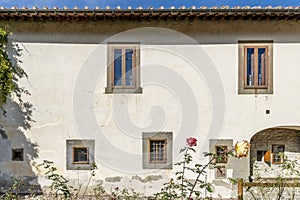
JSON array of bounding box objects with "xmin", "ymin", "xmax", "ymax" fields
[{"xmin": 155, "ymin": 138, "xmax": 250, "ymax": 199}]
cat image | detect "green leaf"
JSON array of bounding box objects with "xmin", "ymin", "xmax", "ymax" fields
[{"xmin": 206, "ymin": 184, "xmax": 213, "ymax": 193}]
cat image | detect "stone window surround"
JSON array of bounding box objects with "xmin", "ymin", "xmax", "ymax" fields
[
  {"xmin": 105, "ymin": 42, "xmax": 142, "ymax": 94},
  {"xmin": 66, "ymin": 139, "xmax": 95, "ymax": 170},
  {"xmin": 209, "ymin": 139, "xmax": 233, "ymax": 178},
  {"xmin": 142, "ymin": 132, "xmax": 172, "ymax": 169},
  {"xmin": 238, "ymin": 40, "xmax": 273, "ymax": 94}
]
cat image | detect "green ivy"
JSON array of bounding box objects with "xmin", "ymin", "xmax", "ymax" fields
[{"xmin": 0, "ymin": 27, "xmax": 27, "ymax": 106}]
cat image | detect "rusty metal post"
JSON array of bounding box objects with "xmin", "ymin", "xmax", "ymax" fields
[{"xmin": 238, "ymin": 179, "xmax": 243, "ymax": 200}]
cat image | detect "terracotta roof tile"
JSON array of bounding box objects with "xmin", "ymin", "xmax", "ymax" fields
[
  {"xmin": 0, "ymin": 6, "xmax": 299, "ymax": 20},
  {"xmin": 1, "ymin": 5, "xmax": 300, "ymax": 10}
]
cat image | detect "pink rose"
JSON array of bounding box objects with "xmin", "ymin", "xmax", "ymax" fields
[{"xmin": 186, "ymin": 137, "xmax": 197, "ymax": 147}]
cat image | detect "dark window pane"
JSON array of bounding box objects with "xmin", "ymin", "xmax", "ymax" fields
[
  {"xmin": 158, "ymin": 141, "xmax": 165, "ymax": 161},
  {"xmin": 114, "ymin": 49, "xmax": 122, "ymax": 86},
  {"xmin": 12, "ymin": 148, "xmax": 24, "ymax": 161},
  {"xmin": 150, "ymin": 140, "xmax": 166, "ymax": 162},
  {"xmin": 125, "ymin": 49, "xmax": 133, "ymax": 86},
  {"xmin": 74, "ymin": 147, "xmax": 88, "ymax": 163},
  {"xmin": 258, "ymin": 48, "xmax": 266, "ymax": 86},
  {"xmin": 246, "ymin": 48, "xmax": 254, "ymax": 86},
  {"xmin": 257, "ymin": 150, "xmax": 267, "ymax": 161}
]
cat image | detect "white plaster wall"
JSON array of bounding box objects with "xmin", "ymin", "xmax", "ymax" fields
[
  {"xmin": 1, "ymin": 20, "xmax": 300, "ymax": 198},
  {"xmin": 206, "ymin": 42, "xmax": 300, "ymax": 139}
]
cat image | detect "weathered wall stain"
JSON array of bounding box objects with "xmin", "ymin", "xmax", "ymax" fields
[
  {"xmin": 132, "ymin": 175, "xmax": 163, "ymax": 183},
  {"xmin": 0, "ymin": 173, "xmax": 42, "ymax": 194},
  {"xmin": 105, "ymin": 176, "xmax": 122, "ymax": 183}
]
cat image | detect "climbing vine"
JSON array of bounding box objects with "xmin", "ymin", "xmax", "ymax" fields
[{"xmin": 0, "ymin": 27, "xmax": 27, "ymax": 107}]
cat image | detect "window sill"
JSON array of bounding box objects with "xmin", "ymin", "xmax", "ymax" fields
[
  {"xmin": 149, "ymin": 161, "xmax": 167, "ymax": 164},
  {"xmin": 238, "ymin": 87, "xmax": 273, "ymax": 95},
  {"xmin": 143, "ymin": 163, "xmax": 172, "ymax": 169},
  {"xmin": 244, "ymin": 86, "xmax": 268, "ymax": 89},
  {"xmin": 73, "ymin": 162, "xmax": 89, "ymax": 164},
  {"xmin": 105, "ymin": 87, "xmax": 143, "ymax": 94}
]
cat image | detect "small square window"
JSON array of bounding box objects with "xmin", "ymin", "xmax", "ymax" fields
[
  {"xmin": 238, "ymin": 41, "xmax": 273, "ymax": 94},
  {"xmin": 143, "ymin": 132, "xmax": 172, "ymax": 169},
  {"xmin": 73, "ymin": 147, "xmax": 89, "ymax": 164},
  {"xmin": 215, "ymin": 146, "xmax": 228, "ymax": 163},
  {"xmin": 215, "ymin": 166, "xmax": 226, "ymax": 178},
  {"xmin": 12, "ymin": 148, "xmax": 24, "ymax": 161},
  {"xmin": 66, "ymin": 140, "xmax": 94, "ymax": 170},
  {"xmin": 105, "ymin": 43, "xmax": 142, "ymax": 94}
]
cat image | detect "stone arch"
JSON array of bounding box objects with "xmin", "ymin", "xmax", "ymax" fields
[{"xmin": 250, "ymin": 127, "xmax": 300, "ymax": 180}]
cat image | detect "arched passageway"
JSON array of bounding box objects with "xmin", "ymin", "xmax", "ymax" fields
[{"xmin": 250, "ymin": 127, "xmax": 300, "ymax": 180}]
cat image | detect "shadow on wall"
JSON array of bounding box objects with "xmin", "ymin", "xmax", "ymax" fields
[{"xmin": 0, "ymin": 87, "xmax": 41, "ymax": 193}]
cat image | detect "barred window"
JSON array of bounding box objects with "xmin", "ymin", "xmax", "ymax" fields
[
  {"xmin": 150, "ymin": 140, "xmax": 166, "ymax": 163},
  {"xmin": 142, "ymin": 132, "xmax": 172, "ymax": 169}
]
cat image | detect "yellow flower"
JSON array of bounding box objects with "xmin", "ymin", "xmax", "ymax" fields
[{"xmin": 234, "ymin": 140, "xmax": 250, "ymax": 158}]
